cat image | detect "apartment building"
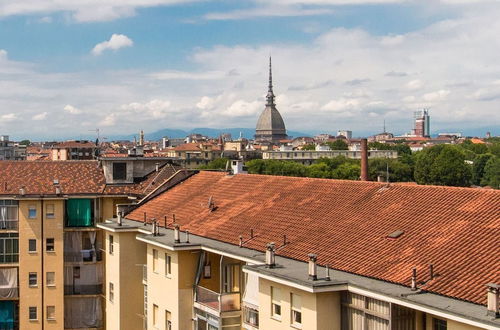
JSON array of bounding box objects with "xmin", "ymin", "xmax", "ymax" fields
[
  {"xmin": 98, "ymin": 170, "xmax": 500, "ymax": 330},
  {"xmin": 262, "ymin": 149, "xmax": 397, "ymax": 165},
  {"xmin": 0, "ymin": 160, "xmax": 180, "ymax": 329},
  {"xmin": 51, "ymin": 141, "xmax": 98, "ymax": 160},
  {"xmin": 166, "ymin": 143, "xmax": 222, "ymax": 169}
]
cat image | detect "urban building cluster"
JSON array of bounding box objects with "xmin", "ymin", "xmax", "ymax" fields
[{"xmin": 0, "ymin": 59, "xmax": 497, "ymax": 330}]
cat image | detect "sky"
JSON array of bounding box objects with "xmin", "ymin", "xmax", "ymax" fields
[{"xmin": 0, "ymin": 0, "xmax": 499, "ymax": 140}]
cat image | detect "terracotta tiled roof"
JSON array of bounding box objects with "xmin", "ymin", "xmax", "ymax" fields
[
  {"xmin": 0, "ymin": 161, "xmax": 106, "ymax": 195},
  {"xmin": 126, "ymin": 171, "xmax": 500, "ymax": 305},
  {"xmin": 52, "ymin": 141, "xmax": 97, "ymax": 148},
  {"xmin": 173, "ymin": 143, "xmax": 201, "ymax": 152}
]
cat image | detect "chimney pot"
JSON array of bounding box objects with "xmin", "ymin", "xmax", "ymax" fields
[
  {"xmin": 117, "ymin": 211, "xmax": 123, "ymax": 226},
  {"xmin": 308, "ymin": 253, "xmax": 318, "ymax": 280},
  {"xmin": 325, "ymin": 264, "xmax": 331, "ymax": 281},
  {"xmin": 174, "ymin": 224, "xmax": 180, "ymax": 243},
  {"xmin": 487, "ymin": 283, "xmax": 500, "ymax": 318},
  {"xmin": 429, "ymin": 264, "xmax": 434, "ymax": 280},
  {"xmin": 239, "ymin": 235, "xmax": 243, "ymax": 247},
  {"xmin": 185, "ymin": 230, "xmax": 190, "ymax": 243},
  {"xmin": 55, "ymin": 186, "xmax": 61, "ymax": 195},
  {"xmin": 265, "ymin": 242, "xmax": 276, "ymax": 268},
  {"xmin": 411, "ymin": 268, "xmax": 418, "ymax": 291},
  {"xmin": 19, "ymin": 188, "xmax": 25, "ymax": 196}
]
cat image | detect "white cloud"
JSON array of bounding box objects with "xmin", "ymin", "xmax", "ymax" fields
[
  {"xmin": 321, "ymin": 98, "xmax": 360, "ymax": 112},
  {"xmin": 196, "ymin": 96, "xmax": 216, "ymax": 110},
  {"xmin": 38, "ymin": 16, "xmax": 52, "ymax": 23},
  {"xmin": 223, "ymin": 100, "xmax": 261, "ymax": 117},
  {"xmin": 150, "ymin": 70, "xmax": 225, "ymax": 80},
  {"xmin": 91, "ymin": 34, "xmax": 133, "ymax": 56},
  {"xmin": 0, "ymin": 113, "xmax": 17, "ymax": 122},
  {"xmin": 32, "ymin": 112, "xmax": 48, "ymax": 120},
  {"xmin": 406, "ymin": 80, "xmax": 423, "ymax": 90},
  {"xmin": 64, "ymin": 104, "xmax": 82, "ymax": 114},
  {"xmin": 120, "ymin": 99, "xmax": 171, "ymax": 118},
  {"xmin": 0, "ymin": 50, "xmax": 7, "ymax": 60},
  {"xmin": 423, "ymin": 89, "xmax": 450, "ymax": 102},
  {"xmin": 204, "ymin": 6, "xmax": 333, "ymax": 20}
]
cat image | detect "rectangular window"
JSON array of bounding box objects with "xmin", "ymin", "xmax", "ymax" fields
[
  {"xmin": 109, "ymin": 235, "xmax": 114, "ymax": 255},
  {"xmin": 433, "ymin": 318, "xmax": 447, "ymax": 330},
  {"xmin": 341, "ymin": 292, "xmax": 390, "ymax": 330},
  {"xmin": 165, "ymin": 253, "xmax": 171, "ymax": 277},
  {"xmin": 46, "ymin": 204, "xmax": 55, "ymax": 219},
  {"xmin": 113, "ymin": 162, "xmax": 127, "ymax": 180},
  {"xmin": 65, "ymin": 199, "xmax": 94, "ymax": 227},
  {"xmin": 28, "ymin": 205, "xmax": 37, "ymax": 219},
  {"xmin": 0, "ymin": 200, "xmax": 18, "ymax": 230},
  {"xmin": 271, "ymin": 286, "xmax": 282, "ymax": 320},
  {"xmin": 109, "ymin": 282, "xmax": 114, "ymax": 303},
  {"xmin": 46, "ymin": 272, "xmax": 55, "ymax": 286},
  {"xmin": 165, "ymin": 310, "xmax": 172, "ymax": 330},
  {"xmin": 29, "ymin": 272, "xmax": 37, "ymax": 287},
  {"xmin": 152, "ymin": 249, "xmax": 158, "ymax": 273},
  {"xmin": 153, "ymin": 304, "xmax": 158, "ymax": 326},
  {"xmin": 28, "ymin": 239, "xmax": 36, "ymax": 252},
  {"xmin": 46, "ymin": 238, "xmax": 55, "ymax": 252},
  {"xmin": 0, "ymin": 233, "xmax": 19, "ymax": 263},
  {"xmin": 244, "ymin": 306, "xmax": 259, "ymax": 327},
  {"xmin": 29, "ymin": 307, "xmax": 37, "ymax": 321},
  {"xmin": 46, "ymin": 306, "xmax": 55, "ymax": 320},
  {"xmin": 291, "ymin": 293, "xmax": 302, "ymax": 327}
]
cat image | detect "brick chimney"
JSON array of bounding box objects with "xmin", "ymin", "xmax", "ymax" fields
[
  {"xmin": 360, "ymin": 138, "xmax": 369, "ymax": 181},
  {"xmin": 487, "ymin": 283, "xmax": 499, "ymax": 317}
]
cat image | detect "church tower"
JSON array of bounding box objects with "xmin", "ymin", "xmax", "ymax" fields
[{"xmin": 255, "ymin": 57, "xmax": 288, "ymax": 143}]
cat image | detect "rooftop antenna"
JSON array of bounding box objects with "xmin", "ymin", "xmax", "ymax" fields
[
  {"xmin": 88, "ymin": 128, "xmax": 100, "ymax": 144},
  {"xmin": 383, "ymin": 119, "xmax": 386, "ymax": 133}
]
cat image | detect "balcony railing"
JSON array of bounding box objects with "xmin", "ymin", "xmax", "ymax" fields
[
  {"xmin": 0, "ymin": 287, "xmax": 18, "ymax": 299},
  {"xmin": 0, "ymin": 220, "xmax": 18, "ymax": 230},
  {"xmin": 64, "ymin": 284, "xmax": 103, "ymax": 295},
  {"xmin": 143, "ymin": 264, "xmax": 147, "ymax": 283},
  {"xmin": 195, "ymin": 286, "xmax": 241, "ymax": 313},
  {"xmin": 64, "ymin": 250, "xmax": 102, "ymax": 263}
]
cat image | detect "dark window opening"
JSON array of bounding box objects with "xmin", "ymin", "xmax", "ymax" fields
[{"xmin": 112, "ymin": 162, "xmax": 127, "ymax": 180}]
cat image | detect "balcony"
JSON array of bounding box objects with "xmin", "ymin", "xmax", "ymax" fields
[
  {"xmin": 64, "ymin": 250, "xmax": 102, "ymax": 263},
  {"xmin": 0, "ymin": 220, "xmax": 17, "ymax": 231},
  {"xmin": 195, "ymin": 286, "xmax": 241, "ymax": 313},
  {"xmin": 64, "ymin": 284, "xmax": 102, "ymax": 295}
]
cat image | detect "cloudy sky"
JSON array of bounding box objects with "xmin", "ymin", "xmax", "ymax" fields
[{"xmin": 0, "ymin": 0, "xmax": 499, "ymax": 140}]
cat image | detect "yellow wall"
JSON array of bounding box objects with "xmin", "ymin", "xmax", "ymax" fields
[
  {"xmin": 425, "ymin": 313, "xmax": 484, "ymax": 330},
  {"xmin": 19, "ymin": 199, "xmax": 64, "ymax": 329},
  {"xmin": 101, "ymin": 197, "xmax": 129, "ymax": 221},
  {"xmin": 104, "ymin": 230, "xmax": 146, "ymax": 330}
]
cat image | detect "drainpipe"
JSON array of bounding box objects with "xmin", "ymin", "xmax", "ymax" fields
[{"xmin": 41, "ymin": 198, "xmax": 45, "ymax": 330}]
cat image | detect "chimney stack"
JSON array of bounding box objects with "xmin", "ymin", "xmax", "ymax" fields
[
  {"xmin": 487, "ymin": 284, "xmax": 499, "ymax": 318},
  {"xmin": 174, "ymin": 224, "xmax": 180, "ymax": 243},
  {"xmin": 308, "ymin": 253, "xmax": 318, "ymax": 280},
  {"xmin": 360, "ymin": 138, "xmax": 369, "ymax": 181},
  {"xmin": 265, "ymin": 242, "xmax": 276, "ymax": 268},
  {"xmin": 411, "ymin": 268, "xmax": 418, "ymax": 291},
  {"xmin": 117, "ymin": 211, "xmax": 123, "ymax": 226},
  {"xmin": 19, "ymin": 188, "xmax": 25, "ymax": 196}
]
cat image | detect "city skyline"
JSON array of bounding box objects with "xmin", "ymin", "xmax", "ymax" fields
[{"xmin": 0, "ymin": 0, "xmax": 500, "ymax": 140}]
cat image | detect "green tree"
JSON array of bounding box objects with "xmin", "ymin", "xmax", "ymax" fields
[
  {"xmin": 199, "ymin": 158, "xmax": 230, "ymax": 170},
  {"xmin": 325, "ymin": 139, "xmax": 348, "ymax": 150},
  {"xmin": 332, "ymin": 163, "xmax": 361, "ymax": 180},
  {"xmin": 472, "ymin": 154, "xmax": 494, "ymax": 186},
  {"xmin": 368, "ymin": 158, "xmax": 413, "ymax": 182},
  {"xmin": 480, "ymin": 156, "xmax": 500, "ymax": 188},
  {"xmin": 306, "ymin": 163, "xmax": 332, "ymax": 178},
  {"xmin": 19, "ymin": 139, "xmax": 30, "ymax": 146},
  {"xmin": 414, "ymin": 145, "xmax": 472, "ymax": 187},
  {"xmin": 301, "ymin": 144, "xmax": 316, "ymax": 150}
]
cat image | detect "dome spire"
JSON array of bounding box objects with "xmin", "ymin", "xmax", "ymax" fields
[{"xmin": 266, "ymin": 56, "xmax": 275, "ymax": 106}]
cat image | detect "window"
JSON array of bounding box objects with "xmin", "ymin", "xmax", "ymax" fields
[
  {"xmin": 46, "ymin": 306, "xmax": 55, "ymax": 320},
  {"xmin": 222, "ymin": 264, "xmax": 240, "ymax": 293},
  {"xmin": 243, "ymin": 306, "xmax": 259, "ymax": 327},
  {"xmin": 165, "ymin": 253, "xmax": 171, "ymax": 277},
  {"xmin": 0, "ymin": 200, "xmax": 18, "ymax": 229},
  {"xmin": 165, "ymin": 310, "xmax": 172, "ymax": 330},
  {"xmin": 433, "ymin": 318, "xmax": 447, "ymax": 330},
  {"xmin": 0, "ymin": 233, "xmax": 19, "ymax": 263},
  {"xmin": 46, "ymin": 272, "xmax": 55, "ymax": 286},
  {"xmin": 109, "ymin": 235, "xmax": 114, "ymax": 255},
  {"xmin": 46, "ymin": 238, "xmax": 55, "ymax": 252},
  {"xmin": 153, "ymin": 304, "xmax": 158, "ymax": 326},
  {"xmin": 152, "ymin": 249, "xmax": 158, "ymax": 273},
  {"xmin": 28, "ymin": 205, "xmax": 36, "ymax": 219},
  {"xmin": 46, "ymin": 204, "xmax": 55, "ymax": 219},
  {"xmin": 65, "ymin": 199, "xmax": 94, "ymax": 227},
  {"xmin": 29, "ymin": 307, "xmax": 37, "ymax": 321},
  {"xmin": 291, "ymin": 293, "xmax": 302, "ymax": 327},
  {"xmin": 113, "ymin": 162, "xmax": 127, "ymax": 180},
  {"xmin": 28, "ymin": 239, "xmax": 36, "ymax": 252},
  {"xmin": 341, "ymin": 292, "xmax": 390, "ymax": 330},
  {"xmin": 109, "ymin": 282, "xmax": 114, "ymax": 303},
  {"xmin": 29, "ymin": 272, "xmax": 37, "ymax": 287},
  {"xmin": 271, "ymin": 286, "xmax": 282, "ymax": 320}
]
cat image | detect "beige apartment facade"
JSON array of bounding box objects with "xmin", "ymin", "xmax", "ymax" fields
[{"xmin": 98, "ymin": 219, "xmax": 499, "ymax": 330}]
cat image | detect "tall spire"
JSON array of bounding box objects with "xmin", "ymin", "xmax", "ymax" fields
[{"xmin": 266, "ymin": 56, "xmax": 275, "ymax": 106}]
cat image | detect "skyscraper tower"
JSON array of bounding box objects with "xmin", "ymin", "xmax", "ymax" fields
[
  {"xmin": 255, "ymin": 57, "xmax": 288, "ymax": 143},
  {"xmin": 412, "ymin": 109, "xmax": 430, "ymax": 137}
]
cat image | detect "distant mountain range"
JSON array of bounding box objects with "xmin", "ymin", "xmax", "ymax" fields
[{"xmin": 109, "ymin": 127, "xmax": 312, "ymax": 141}]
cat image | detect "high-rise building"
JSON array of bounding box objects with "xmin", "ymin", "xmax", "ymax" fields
[
  {"xmin": 255, "ymin": 58, "xmax": 288, "ymax": 143},
  {"xmin": 412, "ymin": 109, "xmax": 430, "ymax": 137}
]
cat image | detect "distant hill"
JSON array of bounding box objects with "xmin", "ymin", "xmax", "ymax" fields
[{"xmin": 109, "ymin": 128, "xmax": 311, "ymax": 141}]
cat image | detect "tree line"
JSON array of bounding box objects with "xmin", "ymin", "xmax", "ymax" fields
[{"xmin": 201, "ymin": 138, "xmax": 500, "ymax": 188}]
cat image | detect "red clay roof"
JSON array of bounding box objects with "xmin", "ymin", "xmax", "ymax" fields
[
  {"xmin": 173, "ymin": 143, "xmax": 201, "ymax": 152},
  {"xmin": 52, "ymin": 141, "xmax": 97, "ymax": 148},
  {"xmin": 126, "ymin": 171, "xmax": 500, "ymax": 305}
]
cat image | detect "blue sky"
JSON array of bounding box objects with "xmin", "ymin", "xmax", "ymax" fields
[{"xmin": 0, "ymin": 0, "xmax": 499, "ymax": 140}]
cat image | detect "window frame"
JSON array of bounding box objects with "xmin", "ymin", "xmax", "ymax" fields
[
  {"xmin": 28, "ymin": 239, "xmax": 36, "ymax": 253},
  {"xmin": 109, "ymin": 235, "xmax": 114, "ymax": 255},
  {"xmin": 165, "ymin": 253, "xmax": 172, "ymax": 277},
  {"xmin": 291, "ymin": 293, "xmax": 302, "ymax": 328},
  {"xmin": 153, "ymin": 304, "xmax": 159, "ymax": 326},
  {"xmin": 109, "ymin": 282, "xmax": 114, "ymax": 303},
  {"xmin": 28, "ymin": 272, "xmax": 37, "ymax": 287},
  {"xmin": 46, "ymin": 238, "xmax": 55, "ymax": 252},
  {"xmin": 271, "ymin": 286, "xmax": 282, "ymax": 321},
  {"xmin": 28, "ymin": 306, "xmax": 37, "ymax": 321},
  {"xmin": 28, "ymin": 205, "xmax": 37, "ymax": 219},
  {"xmin": 152, "ymin": 249, "xmax": 158, "ymax": 273},
  {"xmin": 433, "ymin": 318, "xmax": 447, "ymax": 330},
  {"xmin": 112, "ymin": 162, "xmax": 127, "ymax": 180},
  {"xmin": 46, "ymin": 272, "xmax": 55, "ymax": 287},
  {"xmin": 46, "ymin": 306, "xmax": 55, "ymax": 320},
  {"xmin": 46, "ymin": 204, "xmax": 55, "ymax": 219}
]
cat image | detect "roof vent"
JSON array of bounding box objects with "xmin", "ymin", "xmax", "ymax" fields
[
  {"xmin": 487, "ymin": 283, "xmax": 499, "ymax": 318},
  {"xmin": 308, "ymin": 253, "xmax": 318, "ymax": 280},
  {"xmin": 55, "ymin": 187, "xmax": 61, "ymax": 195},
  {"xmin": 173, "ymin": 224, "xmax": 180, "ymax": 244},
  {"xmin": 53, "ymin": 179, "xmax": 59, "ymax": 185},
  {"xmin": 19, "ymin": 188, "xmax": 25, "ymax": 196},
  {"xmin": 387, "ymin": 230, "xmax": 404, "ymax": 239},
  {"xmin": 411, "ymin": 268, "xmax": 418, "ymax": 291},
  {"xmin": 265, "ymin": 242, "xmax": 276, "ymax": 268}
]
